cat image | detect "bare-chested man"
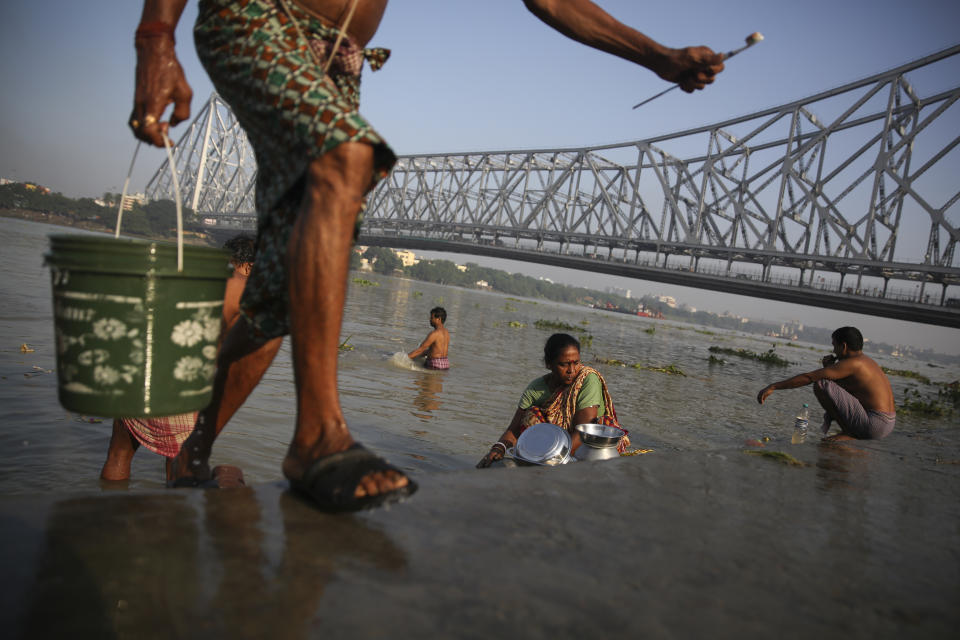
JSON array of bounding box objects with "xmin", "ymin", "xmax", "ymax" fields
[
  {"xmin": 129, "ymin": 0, "xmax": 725, "ymax": 510},
  {"xmin": 757, "ymin": 327, "xmax": 896, "ymax": 440},
  {"xmin": 408, "ymin": 307, "xmax": 450, "ymax": 370}
]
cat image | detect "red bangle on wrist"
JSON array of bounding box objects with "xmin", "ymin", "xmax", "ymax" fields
[{"xmin": 136, "ymin": 21, "xmax": 175, "ymax": 42}]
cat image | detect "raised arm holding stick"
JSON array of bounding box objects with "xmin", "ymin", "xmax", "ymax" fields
[{"xmin": 129, "ymin": 0, "xmax": 724, "ymax": 510}]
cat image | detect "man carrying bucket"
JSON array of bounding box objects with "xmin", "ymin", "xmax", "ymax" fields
[
  {"xmin": 128, "ymin": 0, "xmax": 724, "ymax": 510},
  {"xmin": 100, "ymin": 234, "xmax": 256, "ymax": 484}
]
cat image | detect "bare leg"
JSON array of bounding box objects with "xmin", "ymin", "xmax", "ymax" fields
[
  {"xmin": 170, "ymin": 320, "xmax": 283, "ymax": 483},
  {"xmin": 101, "ymin": 419, "xmax": 140, "ymax": 481},
  {"xmin": 281, "ymin": 143, "xmax": 409, "ymax": 499}
]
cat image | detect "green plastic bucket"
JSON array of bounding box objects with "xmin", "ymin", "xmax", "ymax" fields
[{"xmin": 46, "ymin": 235, "xmax": 232, "ymax": 417}]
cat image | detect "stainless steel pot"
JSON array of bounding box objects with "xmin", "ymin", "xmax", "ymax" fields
[
  {"xmin": 511, "ymin": 423, "xmax": 572, "ymax": 466},
  {"xmin": 573, "ymin": 423, "xmax": 624, "ymax": 462}
]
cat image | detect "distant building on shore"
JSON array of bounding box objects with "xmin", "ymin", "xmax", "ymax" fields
[
  {"xmin": 656, "ymin": 295, "xmax": 677, "ymax": 308},
  {"xmin": 121, "ymin": 192, "xmax": 148, "ymax": 211},
  {"xmin": 394, "ymin": 249, "xmax": 419, "ymax": 267},
  {"xmin": 606, "ymin": 286, "xmax": 632, "ymax": 299}
]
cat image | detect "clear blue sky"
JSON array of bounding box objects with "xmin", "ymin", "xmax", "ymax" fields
[{"xmin": 2, "ymin": 0, "xmax": 959, "ymax": 353}]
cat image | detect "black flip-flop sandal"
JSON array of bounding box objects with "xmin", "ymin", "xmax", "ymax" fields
[{"xmin": 289, "ymin": 444, "xmax": 418, "ymax": 512}]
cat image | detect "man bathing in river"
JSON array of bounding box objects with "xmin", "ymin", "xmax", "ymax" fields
[
  {"xmin": 757, "ymin": 327, "xmax": 896, "ymax": 440},
  {"xmin": 129, "ymin": 0, "xmax": 724, "ymax": 510},
  {"xmin": 407, "ymin": 307, "xmax": 450, "ymax": 370}
]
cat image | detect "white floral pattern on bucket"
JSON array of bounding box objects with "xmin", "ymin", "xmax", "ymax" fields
[{"xmin": 53, "ymin": 292, "xmax": 222, "ymax": 402}]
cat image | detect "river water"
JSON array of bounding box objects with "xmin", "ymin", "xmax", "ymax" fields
[{"xmin": 0, "ymin": 217, "xmax": 957, "ymax": 493}]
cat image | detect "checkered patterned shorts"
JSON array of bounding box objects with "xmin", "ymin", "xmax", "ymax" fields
[{"xmin": 195, "ymin": 0, "xmax": 396, "ymax": 340}]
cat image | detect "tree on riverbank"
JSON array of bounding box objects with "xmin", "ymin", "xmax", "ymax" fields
[
  {"xmin": 0, "ymin": 183, "xmax": 202, "ymax": 240},
  {"xmin": 362, "ymin": 246, "xmax": 403, "ymax": 274}
]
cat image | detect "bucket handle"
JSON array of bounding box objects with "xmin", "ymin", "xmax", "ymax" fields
[{"xmin": 114, "ymin": 134, "xmax": 185, "ymax": 272}]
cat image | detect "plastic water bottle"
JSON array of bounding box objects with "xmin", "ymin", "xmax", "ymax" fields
[{"xmin": 792, "ymin": 403, "xmax": 810, "ymax": 444}]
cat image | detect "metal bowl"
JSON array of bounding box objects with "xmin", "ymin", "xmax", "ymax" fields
[
  {"xmin": 574, "ymin": 423, "xmax": 625, "ymax": 448},
  {"xmin": 513, "ymin": 423, "xmax": 572, "ymax": 466}
]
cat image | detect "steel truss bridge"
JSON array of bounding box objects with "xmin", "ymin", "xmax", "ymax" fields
[{"xmin": 146, "ymin": 45, "xmax": 960, "ymax": 328}]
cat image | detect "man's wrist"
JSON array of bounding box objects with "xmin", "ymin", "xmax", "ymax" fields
[
  {"xmin": 637, "ymin": 42, "xmax": 672, "ymax": 74},
  {"xmin": 136, "ymin": 21, "xmax": 176, "ymax": 44}
]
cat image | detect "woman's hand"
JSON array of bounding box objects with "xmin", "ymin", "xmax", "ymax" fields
[{"xmin": 476, "ymin": 446, "xmax": 505, "ymax": 469}]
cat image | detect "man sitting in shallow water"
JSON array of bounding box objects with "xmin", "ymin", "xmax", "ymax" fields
[{"xmin": 757, "ymin": 326, "xmax": 896, "ymax": 440}]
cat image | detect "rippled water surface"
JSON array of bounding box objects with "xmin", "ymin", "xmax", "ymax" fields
[{"xmin": 1, "ymin": 217, "xmax": 957, "ymax": 493}]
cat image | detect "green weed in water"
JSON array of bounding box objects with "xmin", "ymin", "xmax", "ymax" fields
[
  {"xmin": 898, "ymin": 387, "xmax": 955, "ymax": 417},
  {"xmin": 351, "ymin": 278, "xmax": 379, "ymax": 287},
  {"xmin": 412, "ymin": 291, "xmax": 423, "ymax": 298},
  {"xmin": 503, "ymin": 303, "xmax": 518, "ymax": 312},
  {"xmin": 781, "ymin": 342, "xmax": 817, "ymax": 350},
  {"xmin": 338, "ymin": 335, "xmax": 355, "ymax": 351},
  {"xmin": 507, "ymin": 321, "xmax": 526, "ymax": 328},
  {"xmin": 534, "ymin": 319, "xmax": 579, "ymax": 332},
  {"xmin": 708, "ymin": 345, "xmax": 791, "ymax": 366},
  {"xmin": 881, "ymin": 367, "xmax": 932, "ymax": 385},
  {"xmin": 941, "ymin": 381, "xmax": 960, "ymax": 406},
  {"xmin": 743, "ymin": 450, "xmax": 807, "ymax": 466},
  {"xmin": 644, "ymin": 326, "xmax": 656, "ymax": 335},
  {"xmin": 595, "ymin": 357, "xmax": 627, "ymax": 367},
  {"xmin": 631, "ymin": 363, "xmax": 687, "ymax": 376},
  {"xmin": 533, "ymin": 319, "xmax": 592, "ymax": 347},
  {"xmin": 708, "ymin": 355, "xmax": 727, "ymax": 365}
]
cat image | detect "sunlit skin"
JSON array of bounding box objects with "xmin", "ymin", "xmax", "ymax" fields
[
  {"xmin": 131, "ymin": 0, "xmax": 722, "ymax": 497},
  {"xmin": 407, "ymin": 312, "xmax": 450, "ymax": 362},
  {"xmin": 477, "ymin": 345, "xmax": 629, "ymax": 468},
  {"xmin": 757, "ymin": 337, "xmax": 895, "ymax": 441}
]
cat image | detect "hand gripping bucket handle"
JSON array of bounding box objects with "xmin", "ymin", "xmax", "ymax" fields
[{"xmin": 46, "ymin": 135, "xmax": 232, "ymax": 417}]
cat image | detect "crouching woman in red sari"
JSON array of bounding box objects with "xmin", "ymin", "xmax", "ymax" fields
[{"xmin": 476, "ymin": 333, "xmax": 628, "ymax": 468}]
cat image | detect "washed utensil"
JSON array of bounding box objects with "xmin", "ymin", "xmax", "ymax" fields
[
  {"xmin": 511, "ymin": 423, "xmax": 572, "ymax": 466},
  {"xmin": 573, "ymin": 423, "xmax": 625, "ymax": 461}
]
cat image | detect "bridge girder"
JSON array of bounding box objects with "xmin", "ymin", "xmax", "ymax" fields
[{"xmin": 145, "ymin": 44, "xmax": 960, "ymax": 322}]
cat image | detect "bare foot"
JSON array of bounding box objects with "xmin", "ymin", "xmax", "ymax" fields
[
  {"xmin": 101, "ymin": 418, "xmax": 138, "ymax": 480},
  {"xmin": 100, "ymin": 458, "xmax": 132, "ymax": 481},
  {"xmin": 823, "ymin": 433, "xmax": 857, "ymax": 442}
]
